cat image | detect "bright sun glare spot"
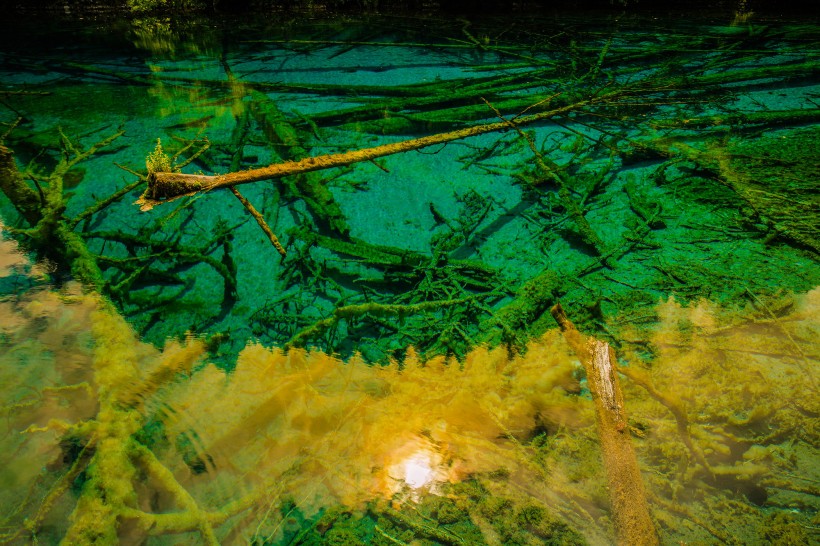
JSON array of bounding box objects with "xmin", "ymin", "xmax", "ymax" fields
[{"xmin": 403, "ymin": 452, "xmax": 434, "ymax": 489}]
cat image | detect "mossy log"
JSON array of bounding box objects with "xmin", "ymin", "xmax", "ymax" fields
[
  {"xmin": 650, "ymin": 108, "xmax": 820, "ymax": 130},
  {"xmin": 479, "ymin": 268, "xmax": 563, "ymax": 349},
  {"xmin": 0, "ymin": 143, "xmax": 106, "ymax": 290},
  {"xmin": 305, "ymin": 67, "xmax": 561, "ymax": 127},
  {"xmin": 685, "ymin": 61, "xmax": 820, "ymax": 88},
  {"xmin": 138, "ymin": 93, "xmax": 607, "ymax": 209},
  {"xmin": 0, "ymin": 145, "xmax": 42, "ymax": 226},
  {"xmin": 286, "ymin": 297, "xmax": 475, "ymax": 349},
  {"xmin": 339, "ymin": 93, "xmax": 564, "ymax": 136},
  {"xmin": 292, "ymin": 227, "xmax": 496, "ymax": 280}
]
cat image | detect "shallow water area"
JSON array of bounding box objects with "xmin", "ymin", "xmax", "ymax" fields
[{"xmin": 1, "ymin": 8, "xmax": 818, "ymax": 545}]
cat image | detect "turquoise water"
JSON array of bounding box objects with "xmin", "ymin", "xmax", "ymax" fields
[{"xmin": 1, "ymin": 10, "xmax": 818, "ymax": 545}]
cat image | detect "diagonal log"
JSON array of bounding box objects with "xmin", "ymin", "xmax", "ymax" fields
[
  {"xmin": 136, "ymin": 92, "xmax": 615, "ymax": 210},
  {"xmin": 550, "ymin": 303, "xmax": 659, "ymax": 546}
]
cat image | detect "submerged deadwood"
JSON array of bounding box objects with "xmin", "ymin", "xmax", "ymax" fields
[
  {"xmin": 136, "ymin": 94, "xmax": 607, "ymax": 210},
  {"xmin": 550, "ymin": 303, "xmax": 659, "ymax": 546}
]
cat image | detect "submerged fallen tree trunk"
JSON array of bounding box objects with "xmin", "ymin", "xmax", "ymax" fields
[
  {"xmin": 137, "ymin": 93, "xmax": 609, "ymax": 210},
  {"xmin": 550, "ymin": 303, "xmax": 659, "ymax": 546}
]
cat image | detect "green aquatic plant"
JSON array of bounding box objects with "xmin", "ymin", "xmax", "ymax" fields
[
  {"xmin": 145, "ymin": 138, "xmax": 172, "ymax": 174},
  {"xmin": 759, "ymin": 512, "xmax": 810, "ymax": 545}
]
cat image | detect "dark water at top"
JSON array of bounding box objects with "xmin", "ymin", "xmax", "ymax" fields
[{"xmin": 0, "ymin": 10, "xmax": 818, "ymax": 546}]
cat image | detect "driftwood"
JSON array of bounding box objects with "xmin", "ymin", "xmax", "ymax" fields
[
  {"xmin": 136, "ymin": 93, "xmax": 611, "ymax": 210},
  {"xmin": 550, "ymin": 303, "xmax": 658, "ymax": 546}
]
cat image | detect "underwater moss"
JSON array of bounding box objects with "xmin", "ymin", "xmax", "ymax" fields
[{"xmin": 759, "ymin": 512, "xmax": 810, "ymax": 545}]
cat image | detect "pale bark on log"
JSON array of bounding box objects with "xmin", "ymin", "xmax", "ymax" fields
[{"xmin": 137, "ymin": 94, "xmax": 605, "ymax": 210}]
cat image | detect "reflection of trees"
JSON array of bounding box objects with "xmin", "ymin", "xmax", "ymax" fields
[{"xmin": 0, "ymin": 273, "xmax": 816, "ymax": 544}]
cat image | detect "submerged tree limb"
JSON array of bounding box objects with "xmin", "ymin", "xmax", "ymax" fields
[
  {"xmin": 16, "ymin": 300, "xmax": 258, "ymax": 545},
  {"xmin": 224, "ymin": 101, "xmax": 287, "ymax": 257},
  {"xmin": 650, "ymin": 107, "xmax": 820, "ymax": 130},
  {"xmin": 483, "ymin": 98, "xmax": 611, "ymax": 265},
  {"xmin": 616, "ymin": 365, "xmax": 713, "ymax": 479},
  {"xmin": 0, "ymin": 145, "xmax": 42, "ymax": 226},
  {"xmin": 137, "ymin": 93, "xmax": 611, "ymax": 210},
  {"xmin": 248, "ymin": 88, "xmax": 351, "ymax": 236},
  {"xmin": 230, "ymin": 187, "xmax": 286, "ymax": 258},
  {"xmin": 550, "ymin": 303, "xmax": 659, "ymax": 546},
  {"xmin": 286, "ymin": 297, "xmax": 475, "ymax": 350},
  {"xmin": 0, "ymin": 142, "xmax": 107, "ymax": 290}
]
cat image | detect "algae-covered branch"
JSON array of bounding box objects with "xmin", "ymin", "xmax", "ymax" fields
[{"xmin": 137, "ymin": 93, "xmax": 605, "ymax": 208}]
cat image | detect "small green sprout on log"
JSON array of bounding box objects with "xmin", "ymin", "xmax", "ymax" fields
[{"xmin": 146, "ymin": 138, "xmax": 172, "ymax": 174}]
